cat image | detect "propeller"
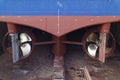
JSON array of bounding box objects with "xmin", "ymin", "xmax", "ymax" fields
[
  {"xmin": 82, "ymin": 30, "xmax": 115, "ymax": 59},
  {"xmin": 86, "ymin": 32, "xmax": 99, "ymax": 58},
  {"xmin": 19, "ymin": 33, "xmax": 32, "ymax": 57}
]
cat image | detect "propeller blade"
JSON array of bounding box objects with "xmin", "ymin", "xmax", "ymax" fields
[
  {"xmin": 87, "ymin": 43, "xmax": 98, "ymax": 57},
  {"xmin": 20, "ymin": 43, "xmax": 32, "ymax": 57},
  {"xmin": 20, "ymin": 33, "xmax": 32, "ymax": 43}
]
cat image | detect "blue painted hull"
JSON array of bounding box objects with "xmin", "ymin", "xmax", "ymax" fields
[{"xmin": 0, "ymin": 0, "xmax": 120, "ymax": 16}]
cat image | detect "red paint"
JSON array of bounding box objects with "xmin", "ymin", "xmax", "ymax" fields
[
  {"xmin": 0, "ymin": 16, "xmax": 120, "ymax": 36},
  {"xmin": 99, "ymin": 33, "xmax": 106, "ymax": 63},
  {"xmin": 99, "ymin": 23, "xmax": 110, "ymax": 62},
  {"xmin": 52, "ymin": 36, "xmax": 66, "ymax": 56},
  {"xmin": 7, "ymin": 23, "xmax": 17, "ymax": 33},
  {"xmin": 100, "ymin": 23, "xmax": 111, "ymax": 33},
  {"xmin": 0, "ymin": 16, "xmax": 118, "ymax": 59}
]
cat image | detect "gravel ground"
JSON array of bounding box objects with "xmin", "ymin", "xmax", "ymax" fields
[
  {"xmin": 65, "ymin": 45, "xmax": 120, "ymax": 80},
  {"xmin": 0, "ymin": 45, "xmax": 120, "ymax": 80},
  {"xmin": 0, "ymin": 45, "xmax": 53, "ymax": 80}
]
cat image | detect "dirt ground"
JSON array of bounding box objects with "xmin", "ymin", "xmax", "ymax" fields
[{"xmin": 0, "ymin": 45, "xmax": 120, "ymax": 80}]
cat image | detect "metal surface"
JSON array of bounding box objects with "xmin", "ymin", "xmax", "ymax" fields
[
  {"xmin": 99, "ymin": 23, "xmax": 110, "ymax": 63},
  {"xmin": 2, "ymin": 29, "xmax": 36, "ymax": 62},
  {"xmin": 87, "ymin": 43, "xmax": 98, "ymax": 57},
  {"xmin": 19, "ymin": 33, "xmax": 33, "ymax": 57},
  {"xmin": 0, "ymin": 16, "xmax": 120, "ymax": 36},
  {"xmin": 52, "ymin": 36, "xmax": 66, "ymax": 56},
  {"xmin": 82, "ymin": 27, "xmax": 115, "ymax": 61},
  {"xmin": 6, "ymin": 23, "xmax": 20, "ymax": 63},
  {"xmin": 10, "ymin": 33, "xmax": 20, "ymax": 63},
  {"xmin": 0, "ymin": 0, "xmax": 120, "ymax": 15},
  {"xmin": 100, "ymin": 23, "xmax": 111, "ymax": 33},
  {"xmin": 0, "ymin": 1, "xmax": 119, "ymax": 79},
  {"xmin": 34, "ymin": 41, "xmax": 55, "ymax": 46},
  {"xmin": 62, "ymin": 41, "xmax": 83, "ymax": 45},
  {"xmin": 7, "ymin": 23, "xmax": 17, "ymax": 33},
  {"xmin": 99, "ymin": 33, "xmax": 106, "ymax": 63}
]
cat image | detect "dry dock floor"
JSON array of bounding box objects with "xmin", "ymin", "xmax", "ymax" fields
[{"xmin": 0, "ymin": 45, "xmax": 120, "ymax": 80}]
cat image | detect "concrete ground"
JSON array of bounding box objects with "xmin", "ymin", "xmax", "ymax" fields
[{"xmin": 0, "ymin": 45, "xmax": 120, "ymax": 80}]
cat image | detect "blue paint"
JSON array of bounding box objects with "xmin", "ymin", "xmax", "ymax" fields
[{"xmin": 0, "ymin": 0, "xmax": 120, "ymax": 16}]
